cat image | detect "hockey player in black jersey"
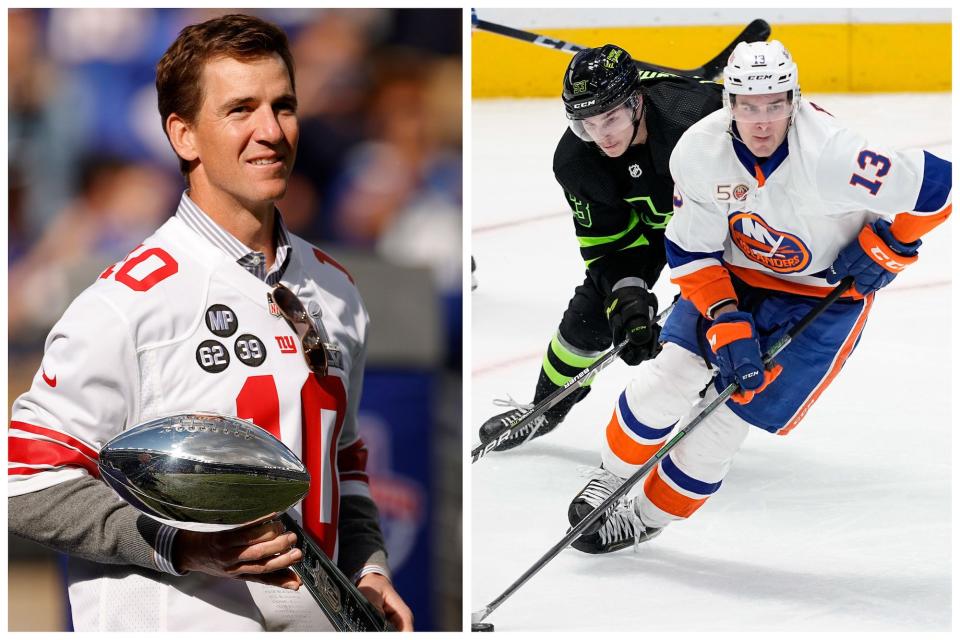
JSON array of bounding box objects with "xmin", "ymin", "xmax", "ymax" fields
[{"xmin": 478, "ymin": 44, "xmax": 722, "ymax": 451}]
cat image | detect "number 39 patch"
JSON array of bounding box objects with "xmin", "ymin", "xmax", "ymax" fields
[
  {"xmin": 196, "ymin": 340, "xmax": 230, "ymax": 373},
  {"xmin": 234, "ymin": 334, "xmax": 266, "ymax": 367}
]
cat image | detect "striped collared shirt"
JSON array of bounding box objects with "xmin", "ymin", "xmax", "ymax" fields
[{"xmin": 175, "ymin": 191, "xmax": 292, "ymax": 285}]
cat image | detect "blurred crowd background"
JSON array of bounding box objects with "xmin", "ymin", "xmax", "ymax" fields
[{"xmin": 7, "ymin": 7, "xmax": 462, "ymax": 632}]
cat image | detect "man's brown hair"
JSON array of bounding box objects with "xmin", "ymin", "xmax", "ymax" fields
[{"xmin": 156, "ymin": 13, "xmax": 296, "ymax": 177}]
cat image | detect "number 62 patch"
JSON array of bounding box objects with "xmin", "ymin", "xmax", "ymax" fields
[{"xmin": 196, "ymin": 340, "xmax": 230, "ymax": 373}]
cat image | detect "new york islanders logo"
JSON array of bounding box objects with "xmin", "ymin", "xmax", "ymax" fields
[{"xmin": 728, "ymin": 212, "xmax": 811, "ymax": 273}]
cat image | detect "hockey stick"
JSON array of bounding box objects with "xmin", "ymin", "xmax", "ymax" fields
[
  {"xmin": 472, "ymin": 277, "xmax": 854, "ymax": 627},
  {"xmin": 474, "ymin": 18, "xmax": 771, "ymax": 81},
  {"xmin": 281, "ymin": 514, "xmax": 394, "ymax": 631},
  {"xmin": 471, "ymin": 302, "xmax": 675, "ymax": 464}
]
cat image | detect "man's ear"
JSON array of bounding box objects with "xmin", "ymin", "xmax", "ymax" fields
[{"xmin": 166, "ymin": 113, "xmax": 199, "ymax": 162}]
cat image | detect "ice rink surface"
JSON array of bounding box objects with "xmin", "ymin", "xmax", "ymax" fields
[{"xmin": 470, "ymin": 94, "xmax": 951, "ymax": 632}]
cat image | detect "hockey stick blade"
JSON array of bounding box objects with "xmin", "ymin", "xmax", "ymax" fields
[
  {"xmin": 474, "ymin": 18, "xmax": 770, "ymax": 80},
  {"xmin": 471, "ymin": 302, "xmax": 675, "ymax": 463},
  {"xmin": 690, "ymin": 19, "xmax": 771, "ymax": 80},
  {"xmin": 473, "ymin": 277, "xmax": 852, "ymax": 625},
  {"xmin": 472, "ymin": 606, "xmax": 492, "ymax": 625}
]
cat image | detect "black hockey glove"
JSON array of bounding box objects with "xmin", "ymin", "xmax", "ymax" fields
[{"xmin": 604, "ymin": 286, "xmax": 660, "ymax": 366}]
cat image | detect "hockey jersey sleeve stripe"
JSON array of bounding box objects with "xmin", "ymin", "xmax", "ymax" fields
[
  {"xmin": 670, "ymin": 265, "xmax": 738, "ymax": 318},
  {"xmin": 890, "ymin": 204, "xmax": 952, "ymax": 244},
  {"xmin": 777, "ymin": 294, "xmax": 873, "ymax": 436},
  {"xmin": 913, "ymin": 151, "xmax": 952, "ymax": 213},
  {"xmin": 10, "ymin": 421, "xmax": 99, "ymax": 460},
  {"xmin": 665, "ymin": 237, "xmax": 724, "ymax": 271},
  {"xmin": 665, "ymin": 238, "xmax": 738, "ymax": 316},
  {"xmin": 8, "ymin": 436, "xmax": 100, "ymax": 477}
]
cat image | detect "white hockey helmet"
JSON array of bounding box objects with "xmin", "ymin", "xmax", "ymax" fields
[{"xmin": 722, "ymin": 40, "xmax": 800, "ymax": 123}]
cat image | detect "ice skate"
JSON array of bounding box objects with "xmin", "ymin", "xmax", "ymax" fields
[
  {"xmin": 477, "ymin": 397, "xmax": 554, "ymax": 452},
  {"xmin": 571, "ymin": 498, "xmax": 662, "ymax": 554},
  {"xmin": 478, "ymin": 387, "xmax": 588, "ymax": 452},
  {"xmin": 567, "ymin": 467, "xmax": 625, "ymax": 535}
]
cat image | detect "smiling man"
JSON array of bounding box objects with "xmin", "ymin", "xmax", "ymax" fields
[{"xmin": 8, "ymin": 14, "xmax": 412, "ymax": 631}]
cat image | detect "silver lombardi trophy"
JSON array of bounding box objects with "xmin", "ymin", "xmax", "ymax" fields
[{"xmin": 98, "ymin": 413, "xmax": 392, "ymax": 631}]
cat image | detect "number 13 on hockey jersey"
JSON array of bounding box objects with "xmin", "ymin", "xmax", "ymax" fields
[
  {"xmin": 236, "ymin": 372, "xmax": 347, "ymax": 559},
  {"xmin": 849, "ymin": 149, "xmax": 891, "ymax": 196}
]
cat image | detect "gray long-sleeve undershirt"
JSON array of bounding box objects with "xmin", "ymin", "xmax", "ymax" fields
[{"xmin": 9, "ymin": 476, "xmax": 388, "ymax": 579}]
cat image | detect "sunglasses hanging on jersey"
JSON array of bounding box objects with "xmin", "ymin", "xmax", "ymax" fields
[{"xmin": 268, "ymin": 284, "xmax": 329, "ymax": 376}]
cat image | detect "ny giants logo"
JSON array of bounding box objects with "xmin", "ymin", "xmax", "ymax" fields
[
  {"xmin": 275, "ymin": 335, "xmax": 298, "ymax": 354},
  {"xmin": 728, "ymin": 212, "xmax": 811, "ymax": 273}
]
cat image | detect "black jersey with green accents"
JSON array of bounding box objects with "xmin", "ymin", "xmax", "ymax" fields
[{"xmin": 553, "ymin": 71, "xmax": 722, "ymax": 297}]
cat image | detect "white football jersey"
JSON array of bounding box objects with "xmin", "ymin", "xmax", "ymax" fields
[
  {"xmin": 666, "ymin": 100, "xmax": 951, "ymax": 310},
  {"xmin": 9, "ymin": 215, "xmax": 371, "ymax": 630}
]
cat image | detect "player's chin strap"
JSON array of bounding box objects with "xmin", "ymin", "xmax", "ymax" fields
[{"xmin": 629, "ymin": 93, "xmax": 647, "ymax": 146}]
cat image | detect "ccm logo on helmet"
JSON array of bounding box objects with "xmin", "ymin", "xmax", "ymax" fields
[
  {"xmin": 573, "ymin": 99, "xmax": 596, "ymax": 109},
  {"xmin": 747, "ymin": 74, "xmax": 773, "ymax": 80},
  {"xmin": 728, "ymin": 212, "xmax": 811, "ymax": 273}
]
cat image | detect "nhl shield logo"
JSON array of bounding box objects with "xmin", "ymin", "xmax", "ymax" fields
[{"xmin": 629, "ymin": 164, "xmax": 642, "ymax": 178}]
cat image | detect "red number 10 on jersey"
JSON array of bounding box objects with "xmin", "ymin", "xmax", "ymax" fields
[{"xmin": 236, "ymin": 373, "xmax": 347, "ymax": 559}]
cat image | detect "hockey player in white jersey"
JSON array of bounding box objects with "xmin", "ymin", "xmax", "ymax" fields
[
  {"xmin": 567, "ymin": 40, "xmax": 951, "ymax": 554},
  {"xmin": 8, "ymin": 14, "xmax": 413, "ymax": 631}
]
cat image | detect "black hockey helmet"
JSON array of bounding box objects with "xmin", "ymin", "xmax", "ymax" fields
[{"xmin": 562, "ymin": 44, "xmax": 640, "ymax": 120}]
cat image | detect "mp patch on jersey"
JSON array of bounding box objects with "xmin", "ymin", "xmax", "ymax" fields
[
  {"xmin": 196, "ymin": 339, "xmax": 230, "ymax": 373},
  {"xmin": 205, "ymin": 304, "xmax": 238, "ymax": 337},
  {"xmin": 728, "ymin": 212, "xmax": 811, "ymax": 273},
  {"xmin": 234, "ymin": 334, "xmax": 266, "ymax": 367}
]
